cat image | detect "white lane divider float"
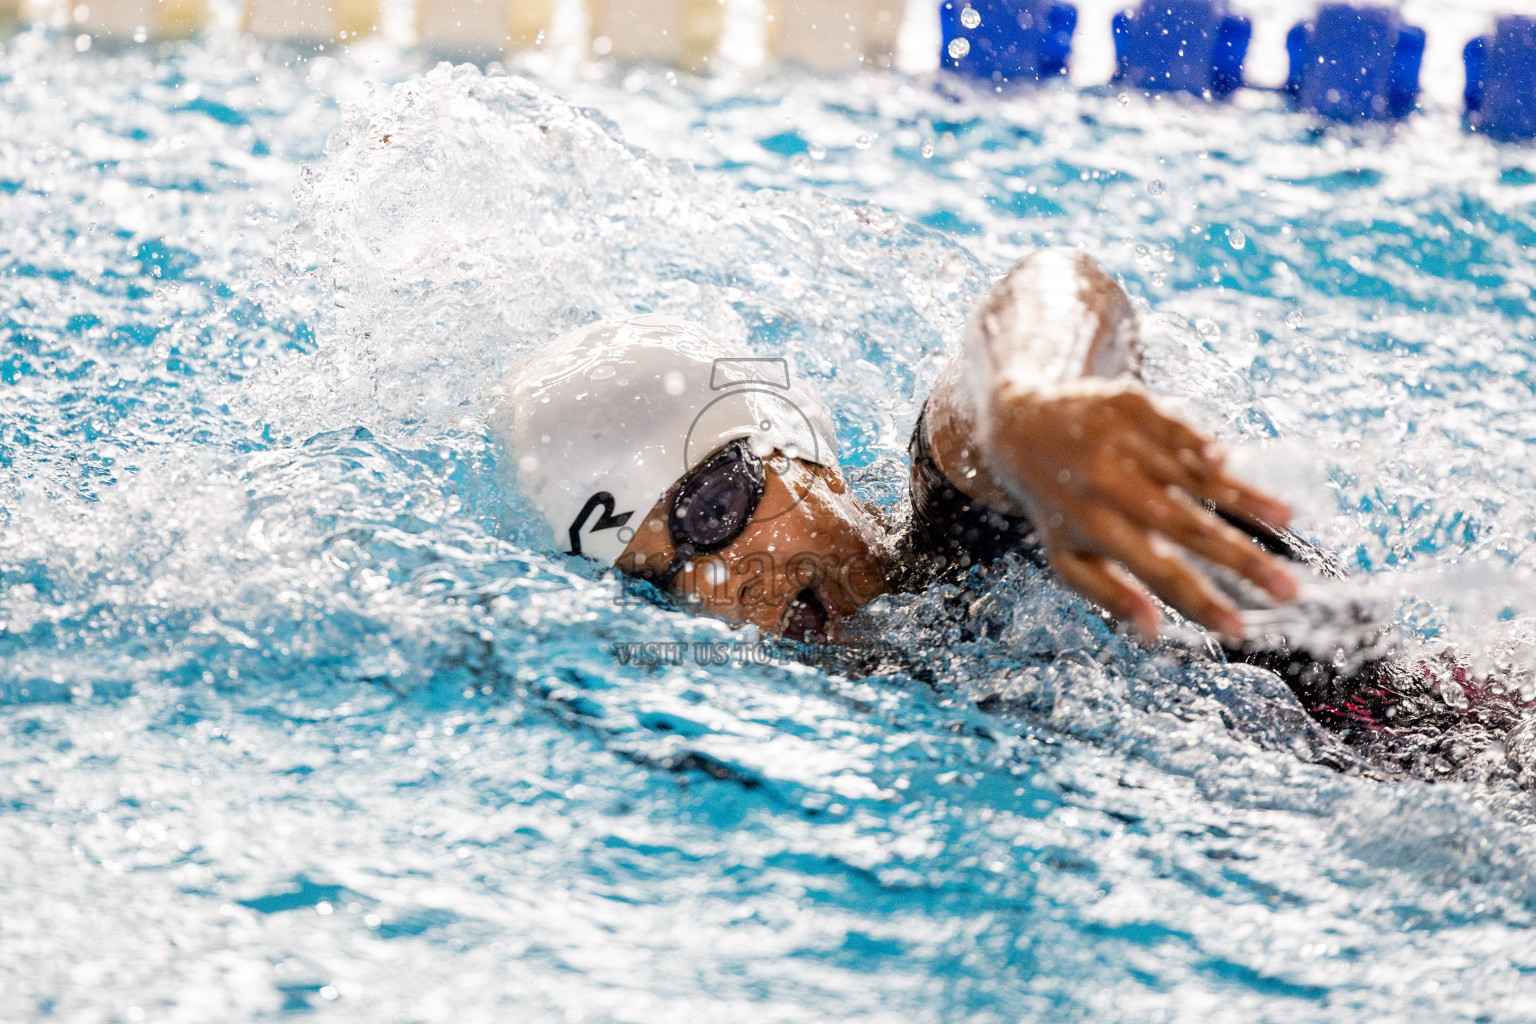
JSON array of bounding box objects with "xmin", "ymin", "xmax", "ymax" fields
[
  {"xmin": 767, "ymin": 0, "xmax": 903, "ymax": 70},
  {"xmin": 417, "ymin": 0, "xmax": 556, "ymax": 53},
  {"xmin": 243, "ymin": 0, "xmax": 380, "ymax": 42},
  {"xmin": 73, "ymin": 0, "xmax": 207, "ymax": 39},
  {"xmin": 587, "ymin": 0, "xmax": 726, "ymax": 71}
]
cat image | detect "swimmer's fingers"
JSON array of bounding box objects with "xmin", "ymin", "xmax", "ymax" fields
[
  {"xmin": 1124, "ymin": 397, "xmax": 1292, "ymax": 525},
  {"xmin": 1193, "ymin": 472, "xmax": 1294, "ymax": 531},
  {"xmin": 1124, "ymin": 433, "xmax": 1294, "ymax": 529},
  {"xmin": 1101, "ymin": 472, "xmax": 1297, "ymax": 604},
  {"xmin": 1111, "ymin": 391, "xmax": 1224, "ymax": 476},
  {"xmin": 1049, "ymin": 548, "xmax": 1162, "ymax": 640},
  {"xmin": 1125, "ymin": 435, "xmax": 1205, "ymax": 493},
  {"xmin": 1083, "ymin": 513, "xmax": 1246, "ymax": 639}
]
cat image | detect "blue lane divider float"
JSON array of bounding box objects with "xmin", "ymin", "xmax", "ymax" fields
[
  {"xmin": 1111, "ymin": 1, "xmax": 1251, "ymax": 99},
  {"xmin": 1286, "ymin": 3, "xmax": 1424, "ymax": 121},
  {"xmin": 940, "ymin": 0, "xmax": 1077, "ymax": 87},
  {"xmin": 1465, "ymin": 16, "xmax": 1536, "ymax": 141}
]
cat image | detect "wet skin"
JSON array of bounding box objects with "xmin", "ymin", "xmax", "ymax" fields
[
  {"xmin": 617, "ymin": 454, "xmax": 890, "ymax": 641},
  {"xmin": 940, "ymin": 249, "xmax": 1297, "ymax": 639},
  {"xmin": 621, "ymin": 248, "xmax": 1302, "ymax": 643}
]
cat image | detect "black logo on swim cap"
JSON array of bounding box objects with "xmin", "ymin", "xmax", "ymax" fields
[{"xmin": 569, "ymin": 492, "xmax": 635, "ymax": 557}]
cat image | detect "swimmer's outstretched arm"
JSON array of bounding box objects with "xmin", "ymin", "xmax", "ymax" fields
[{"xmin": 924, "ymin": 248, "xmax": 1299, "ymax": 639}]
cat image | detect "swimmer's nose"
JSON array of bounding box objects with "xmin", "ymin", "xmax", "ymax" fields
[{"xmin": 782, "ymin": 587, "xmax": 829, "ymax": 641}]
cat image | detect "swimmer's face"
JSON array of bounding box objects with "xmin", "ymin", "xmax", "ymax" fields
[{"xmin": 617, "ymin": 455, "xmax": 890, "ymax": 641}]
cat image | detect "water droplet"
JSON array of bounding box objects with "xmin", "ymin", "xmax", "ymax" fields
[
  {"xmin": 807, "ymin": 143, "xmax": 826, "ymax": 161},
  {"xmin": 133, "ymin": 25, "xmax": 148, "ymax": 43},
  {"xmin": 663, "ymin": 370, "xmax": 687, "ymax": 396},
  {"xmin": 1146, "ymin": 179, "xmax": 1165, "ymax": 196},
  {"xmin": 1196, "ymin": 318, "xmax": 1220, "ymax": 340},
  {"xmin": 1285, "ymin": 310, "xmax": 1306, "ymax": 329},
  {"xmin": 960, "ymin": 6, "xmax": 981, "ymax": 29},
  {"xmin": 1227, "ymin": 227, "xmax": 1247, "ymax": 251},
  {"xmin": 921, "ymin": 139, "xmax": 935, "ymax": 159},
  {"xmin": 947, "ymin": 37, "xmax": 971, "ymax": 60},
  {"xmin": 1439, "ymin": 677, "xmax": 1471, "ymax": 710},
  {"xmin": 854, "ymin": 133, "xmax": 873, "ymax": 150},
  {"xmin": 75, "ymin": 33, "xmax": 92, "ymax": 52},
  {"xmin": 1118, "ymin": 93, "xmax": 1130, "ymax": 106}
]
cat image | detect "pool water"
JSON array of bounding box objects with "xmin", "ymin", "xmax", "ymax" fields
[{"xmin": 5, "ymin": 11, "xmax": 1536, "ymax": 1023}]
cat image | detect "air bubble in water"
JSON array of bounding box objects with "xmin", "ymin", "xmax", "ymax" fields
[
  {"xmin": 1118, "ymin": 93, "xmax": 1130, "ymax": 106},
  {"xmin": 1439, "ymin": 677, "xmax": 1472, "ymax": 710},
  {"xmin": 1196, "ymin": 319, "xmax": 1220, "ymax": 340},
  {"xmin": 1227, "ymin": 227, "xmax": 1247, "ymax": 250},
  {"xmin": 960, "ymin": 6, "xmax": 981, "ymax": 29},
  {"xmin": 1146, "ymin": 179, "xmax": 1165, "ymax": 196},
  {"xmin": 1285, "ymin": 310, "xmax": 1306, "ymax": 329},
  {"xmin": 948, "ymin": 38, "xmax": 971, "ymax": 60},
  {"xmin": 854, "ymin": 133, "xmax": 873, "ymax": 150}
]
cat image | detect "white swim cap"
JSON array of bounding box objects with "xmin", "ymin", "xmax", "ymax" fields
[{"xmin": 490, "ymin": 315, "xmax": 840, "ymax": 566}]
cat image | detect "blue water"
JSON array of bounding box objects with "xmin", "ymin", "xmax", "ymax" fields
[{"xmin": 5, "ymin": 16, "xmax": 1536, "ymax": 1024}]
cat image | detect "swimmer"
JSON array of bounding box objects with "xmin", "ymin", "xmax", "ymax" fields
[
  {"xmin": 495, "ymin": 248, "xmax": 1298, "ymax": 642},
  {"xmin": 492, "ymin": 248, "xmax": 1535, "ymax": 783}
]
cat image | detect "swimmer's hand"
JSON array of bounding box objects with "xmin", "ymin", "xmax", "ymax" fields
[{"xmin": 986, "ymin": 379, "xmax": 1299, "ymax": 640}]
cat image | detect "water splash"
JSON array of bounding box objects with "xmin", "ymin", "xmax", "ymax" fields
[{"xmin": 5, "ymin": 34, "xmax": 1536, "ymax": 1024}]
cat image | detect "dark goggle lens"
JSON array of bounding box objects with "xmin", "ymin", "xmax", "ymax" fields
[{"xmin": 669, "ymin": 443, "xmax": 765, "ymax": 553}]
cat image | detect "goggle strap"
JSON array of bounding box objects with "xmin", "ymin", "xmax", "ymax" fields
[{"xmin": 653, "ymin": 542, "xmax": 697, "ymax": 592}]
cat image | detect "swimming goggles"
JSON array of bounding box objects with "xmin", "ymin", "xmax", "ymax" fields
[{"xmin": 646, "ymin": 440, "xmax": 767, "ymax": 590}]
